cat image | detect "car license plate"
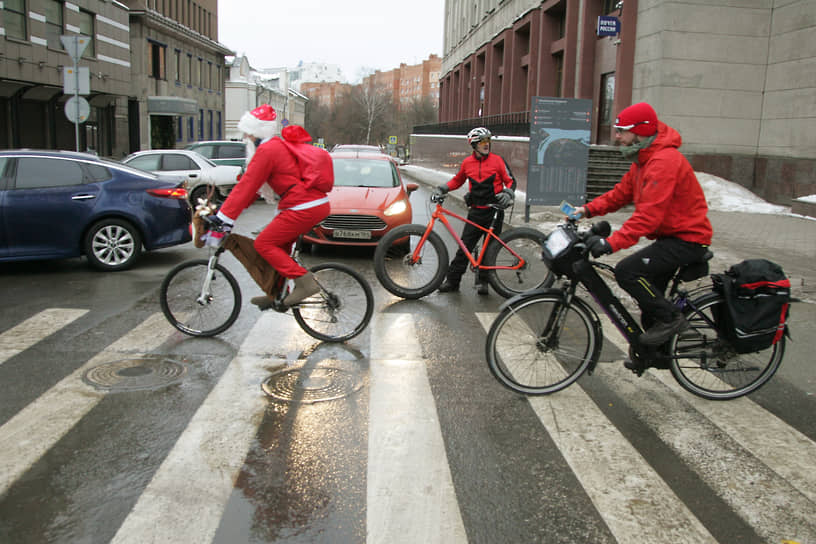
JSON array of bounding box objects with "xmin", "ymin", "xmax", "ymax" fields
[{"xmin": 333, "ymin": 229, "xmax": 371, "ymax": 240}]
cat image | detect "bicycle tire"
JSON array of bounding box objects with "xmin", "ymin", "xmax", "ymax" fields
[
  {"xmin": 292, "ymin": 263, "xmax": 374, "ymax": 342},
  {"xmin": 373, "ymin": 224, "xmax": 449, "ymax": 299},
  {"xmin": 159, "ymin": 259, "xmax": 241, "ymax": 337},
  {"xmin": 484, "ymin": 227, "xmax": 555, "ymax": 298},
  {"xmin": 669, "ymin": 290, "xmax": 785, "ymax": 400},
  {"xmin": 485, "ymin": 293, "xmax": 600, "ymax": 395}
]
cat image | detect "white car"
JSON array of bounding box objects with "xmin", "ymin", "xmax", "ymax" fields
[{"xmin": 122, "ymin": 149, "xmax": 242, "ymax": 205}]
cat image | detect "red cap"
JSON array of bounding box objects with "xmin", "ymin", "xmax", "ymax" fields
[{"xmin": 614, "ymin": 102, "xmax": 658, "ymax": 136}]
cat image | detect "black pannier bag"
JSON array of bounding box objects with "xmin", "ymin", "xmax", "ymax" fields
[{"xmin": 712, "ymin": 259, "xmax": 791, "ymax": 353}]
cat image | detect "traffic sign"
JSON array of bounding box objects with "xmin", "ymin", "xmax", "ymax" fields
[
  {"xmin": 60, "ymin": 35, "xmax": 90, "ymax": 62},
  {"xmin": 65, "ymin": 96, "xmax": 90, "ymax": 124},
  {"xmin": 388, "ymin": 136, "xmax": 397, "ymax": 144},
  {"xmin": 63, "ymin": 66, "xmax": 90, "ymax": 95}
]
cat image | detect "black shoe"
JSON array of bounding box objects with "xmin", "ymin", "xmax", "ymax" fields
[
  {"xmin": 639, "ymin": 314, "xmax": 689, "ymax": 346},
  {"xmin": 476, "ymin": 282, "xmax": 489, "ymax": 295},
  {"xmin": 438, "ymin": 280, "xmax": 459, "ymax": 293}
]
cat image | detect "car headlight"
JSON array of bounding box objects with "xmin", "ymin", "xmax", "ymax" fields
[{"xmin": 384, "ymin": 199, "xmax": 408, "ymax": 217}]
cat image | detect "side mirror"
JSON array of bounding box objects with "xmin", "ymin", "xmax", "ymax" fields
[{"xmin": 405, "ymin": 183, "xmax": 419, "ymax": 194}]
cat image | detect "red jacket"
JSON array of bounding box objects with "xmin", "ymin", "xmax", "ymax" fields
[
  {"xmin": 219, "ymin": 125, "xmax": 328, "ymax": 220},
  {"xmin": 585, "ymin": 121, "xmax": 712, "ymax": 251},
  {"xmin": 445, "ymin": 152, "xmax": 516, "ymax": 208}
]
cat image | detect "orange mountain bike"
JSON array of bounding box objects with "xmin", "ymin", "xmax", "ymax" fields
[{"xmin": 373, "ymin": 192, "xmax": 554, "ymax": 299}]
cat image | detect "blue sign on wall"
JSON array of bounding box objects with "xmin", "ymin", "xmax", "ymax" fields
[{"xmin": 597, "ymin": 16, "xmax": 621, "ymax": 37}]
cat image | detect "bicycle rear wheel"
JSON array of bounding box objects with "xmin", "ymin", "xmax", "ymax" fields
[
  {"xmin": 292, "ymin": 263, "xmax": 374, "ymax": 342},
  {"xmin": 484, "ymin": 227, "xmax": 554, "ymax": 298},
  {"xmin": 160, "ymin": 259, "xmax": 241, "ymax": 337},
  {"xmin": 485, "ymin": 293, "xmax": 599, "ymax": 395},
  {"xmin": 669, "ymin": 291, "xmax": 785, "ymax": 400},
  {"xmin": 374, "ymin": 224, "xmax": 449, "ymax": 299}
]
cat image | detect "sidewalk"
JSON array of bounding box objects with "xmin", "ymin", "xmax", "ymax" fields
[{"xmin": 400, "ymin": 166, "xmax": 816, "ymax": 304}]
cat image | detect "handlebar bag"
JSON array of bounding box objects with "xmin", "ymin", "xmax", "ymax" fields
[{"xmin": 712, "ymin": 259, "xmax": 790, "ymax": 353}]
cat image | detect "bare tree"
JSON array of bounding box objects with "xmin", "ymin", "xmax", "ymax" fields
[{"xmin": 354, "ymin": 83, "xmax": 393, "ymax": 145}]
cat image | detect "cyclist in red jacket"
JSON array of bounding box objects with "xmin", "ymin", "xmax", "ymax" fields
[
  {"xmin": 575, "ymin": 102, "xmax": 712, "ymax": 354},
  {"xmin": 434, "ymin": 127, "xmax": 517, "ymax": 295},
  {"xmin": 208, "ymin": 104, "xmax": 331, "ymax": 309}
]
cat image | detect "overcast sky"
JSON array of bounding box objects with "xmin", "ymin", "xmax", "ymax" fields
[{"xmin": 218, "ymin": 1, "xmax": 445, "ymax": 83}]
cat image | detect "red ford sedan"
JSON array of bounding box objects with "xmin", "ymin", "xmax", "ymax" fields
[{"xmin": 302, "ymin": 153, "xmax": 418, "ymax": 249}]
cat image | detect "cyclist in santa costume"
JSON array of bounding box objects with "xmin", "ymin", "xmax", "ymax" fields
[{"xmin": 210, "ymin": 104, "xmax": 331, "ymax": 308}]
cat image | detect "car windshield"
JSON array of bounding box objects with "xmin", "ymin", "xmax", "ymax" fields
[{"xmin": 332, "ymin": 158, "xmax": 398, "ymax": 188}]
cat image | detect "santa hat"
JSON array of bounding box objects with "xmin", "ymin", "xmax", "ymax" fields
[
  {"xmin": 237, "ymin": 104, "xmax": 278, "ymax": 140},
  {"xmin": 614, "ymin": 102, "xmax": 658, "ymax": 137}
]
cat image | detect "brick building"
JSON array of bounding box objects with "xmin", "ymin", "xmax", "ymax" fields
[{"xmin": 434, "ymin": 0, "xmax": 816, "ymax": 205}]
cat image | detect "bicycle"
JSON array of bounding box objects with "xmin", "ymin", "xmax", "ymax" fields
[
  {"xmin": 373, "ymin": 192, "xmax": 554, "ymax": 299},
  {"xmin": 159, "ymin": 225, "xmax": 374, "ymax": 343},
  {"xmin": 485, "ymin": 218, "xmax": 788, "ymax": 400}
]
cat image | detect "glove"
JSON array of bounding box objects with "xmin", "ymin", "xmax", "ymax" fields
[
  {"xmin": 586, "ymin": 235, "xmax": 612, "ymax": 258},
  {"xmin": 434, "ymin": 183, "xmax": 450, "ymax": 195},
  {"xmin": 203, "ymin": 213, "xmax": 234, "ymax": 233},
  {"xmin": 495, "ymin": 188, "xmax": 514, "ymax": 209}
]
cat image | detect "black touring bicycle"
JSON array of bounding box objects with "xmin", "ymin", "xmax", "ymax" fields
[{"xmin": 484, "ymin": 214, "xmax": 792, "ymax": 401}]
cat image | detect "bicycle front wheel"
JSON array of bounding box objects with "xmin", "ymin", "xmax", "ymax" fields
[
  {"xmin": 292, "ymin": 263, "xmax": 374, "ymax": 342},
  {"xmin": 374, "ymin": 224, "xmax": 449, "ymax": 299},
  {"xmin": 485, "ymin": 293, "xmax": 599, "ymax": 395},
  {"xmin": 484, "ymin": 227, "xmax": 554, "ymax": 298},
  {"xmin": 159, "ymin": 259, "xmax": 241, "ymax": 337},
  {"xmin": 669, "ymin": 291, "xmax": 785, "ymax": 400}
]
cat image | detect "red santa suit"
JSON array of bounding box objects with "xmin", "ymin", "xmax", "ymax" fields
[{"xmin": 218, "ymin": 123, "xmax": 330, "ymax": 278}]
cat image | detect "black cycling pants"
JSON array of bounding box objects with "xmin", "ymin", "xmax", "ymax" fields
[
  {"xmin": 446, "ymin": 207, "xmax": 503, "ymax": 285},
  {"xmin": 614, "ymin": 237, "xmax": 708, "ymax": 326}
]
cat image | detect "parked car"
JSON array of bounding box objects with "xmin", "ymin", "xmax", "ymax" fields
[
  {"xmin": 302, "ymin": 153, "xmax": 418, "ymax": 249},
  {"xmin": 331, "ymin": 144, "xmax": 400, "ymax": 166},
  {"xmin": 0, "ymin": 150, "xmax": 191, "ymax": 271},
  {"xmin": 185, "ymin": 140, "xmax": 246, "ymax": 168},
  {"xmin": 121, "ymin": 149, "xmax": 241, "ymax": 205}
]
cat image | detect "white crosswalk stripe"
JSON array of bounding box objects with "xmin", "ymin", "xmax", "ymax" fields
[
  {"xmin": 475, "ymin": 312, "xmax": 716, "ymax": 543},
  {"xmin": 367, "ymin": 313, "xmax": 467, "ymax": 544},
  {"xmin": 0, "ymin": 312, "xmax": 171, "ymax": 496},
  {"xmin": 0, "ymin": 308, "xmax": 87, "ymax": 366},
  {"xmin": 1, "ymin": 307, "xmax": 815, "ymax": 542}
]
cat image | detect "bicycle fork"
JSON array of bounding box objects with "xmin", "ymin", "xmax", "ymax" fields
[{"xmin": 196, "ymin": 254, "xmax": 220, "ymax": 305}]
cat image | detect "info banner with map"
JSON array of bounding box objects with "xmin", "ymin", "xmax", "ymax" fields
[{"xmin": 527, "ymin": 97, "xmax": 592, "ymax": 208}]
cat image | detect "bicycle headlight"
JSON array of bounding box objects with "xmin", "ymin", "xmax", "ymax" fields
[{"xmin": 384, "ymin": 199, "xmax": 408, "ymax": 217}]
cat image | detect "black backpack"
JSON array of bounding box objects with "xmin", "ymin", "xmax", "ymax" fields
[{"xmin": 712, "ymin": 259, "xmax": 791, "ymax": 353}]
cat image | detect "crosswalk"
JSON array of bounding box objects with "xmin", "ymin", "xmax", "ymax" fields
[{"xmin": 0, "ymin": 307, "xmax": 814, "ymax": 543}]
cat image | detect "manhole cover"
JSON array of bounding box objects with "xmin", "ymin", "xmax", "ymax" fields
[
  {"xmin": 83, "ymin": 356, "xmax": 186, "ymax": 392},
  {"xmin": 262, "ymin": 364, "xmax": 363, "ymax": 404}
]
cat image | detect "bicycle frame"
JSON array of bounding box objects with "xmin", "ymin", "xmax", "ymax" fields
[{"xmin": 409, "ymin": 201, "xmax": 526, "ymax": 272}]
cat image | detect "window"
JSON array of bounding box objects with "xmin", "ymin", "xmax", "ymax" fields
[
  {"xmin": 198, "ymin": 110, "xmax": 204, "ymax": 139},
  {"xmin": 188, "ymin": 116, "xmax": 194, "ymax": 140},
  {"xmin": 149, "ymin": 40, "xmax": 167, "ymax": 80},
  {"xmin": 162, "ymin": 154, "xmax": 197, "ymax": 171},
  {"xmin": 174, "ymin": 50, "xmax": 182, "ymax": 81},
  {"xmin": 216, "ymin": 112, "xmax": 222, "ymax": 140},
  {"xmin": 198, "ymin": 58, "xmax": 204, "ymax": 88},
  {"xmin": 176, "ymin": 116, "xmax": 183, "ymax": 142},
  {"xmin": 193, "ymin": 144, "xmax": 216, "ymax": 158},
  {"xmin": 207, "ymin": 110, "xmax": 213, "ymax": 139},
  {"xmin": 126, "ymin": 155, "xmax": 161, "ymax": 170},
  {"xmin": 3, "ymin": 0, "xmax": 27, "ymax": 40},
  {"xmin": 187, "ymin": 54, "xmax": 193, "ymax": 85},
  {"xmin": 44, "ymin": 0, "xmax": 64, "ymax": 50},
  {"xmin": 15, "ymin": 158, "xmax": 85, "ymax": 189},
  {"xmin": 219, "ymin": 144, "xmax": 243, "ymax": 159},
  {"xmin": 78, "ymin": 9, "xmax": 95, "ymax": 57}
]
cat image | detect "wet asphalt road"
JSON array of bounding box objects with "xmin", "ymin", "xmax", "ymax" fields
[{"xmin": 1, "ymin": 181, "xmax": 815, "ymax": 543}]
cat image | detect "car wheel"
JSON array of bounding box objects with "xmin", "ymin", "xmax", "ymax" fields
[
  {"xmin": 190, "ymin": 184, "xmax": 223, "ymax": 206},
  {"xmin": 84, "ymin": 218, "xmax": 143, "ymax": 271}
]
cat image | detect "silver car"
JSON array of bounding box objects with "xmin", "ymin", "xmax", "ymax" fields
[{"xmin": 122, "ymin": 149, "xmax": 242, "ymax": 205}]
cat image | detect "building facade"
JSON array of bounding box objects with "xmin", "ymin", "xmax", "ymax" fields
[
  {"xmin": 0, "ymin": 0, "xmax": 132, "ymax": 154},
  {"xmin": 0, "ymin": 0, "xmax": 233, "ymax": 158},
  {"xmin": 121, "ymin": 0, "xmax": 231, "ymax": 155},
  {"xmin": 362, "ymin": 54, "xmax": 442, "ymax": 108},
  {"xmin": 438, "ymin": 0, "xmax": 816, "ymax": 204},
  {"xmin": 224, "ymin": 55, "xmax": 307, "ymax": 140}
]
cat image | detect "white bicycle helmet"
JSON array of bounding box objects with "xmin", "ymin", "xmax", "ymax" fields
[{"xmin": 467, "ymin": 127, "xmax": 492, "ymax": 148}]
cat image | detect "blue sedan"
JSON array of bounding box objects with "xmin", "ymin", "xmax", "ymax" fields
[{"xmin": 0, "ymin": 150, "xmax": 192, "ymax": 271}]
